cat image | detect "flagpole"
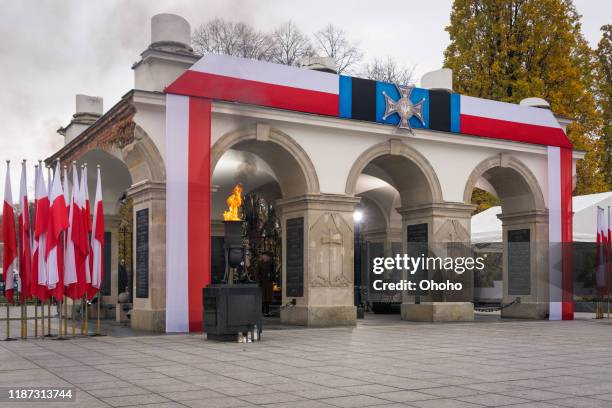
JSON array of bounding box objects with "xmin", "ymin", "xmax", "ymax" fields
[
  {"xmin": 41, "ymin": 300, "xmax": 45, "ymax": 336},
  {"xmin": 96, "ymin": 293, "xmax": 101, "ymax": 336},
  {"xmin": 63, "ymin": 296, "xmax": 67, "ymax": 334},
  {"xmin": 84, "ymin": 298, "xmax": 89, "ymax": 335},
  {"xmin": 4, "ymin": 303, "xmax": 15, "ymax": 341},
  {"xmin": 57, "ymin": 298, "xmax": 62, "ymax": 338},
  {"xmin": 20, "ymin": 298, "xmax": 26, "ymax": 339},
  {"xmin": 46, "ymin": 301, "xmax": 51, "ymax": 337},
  {"xmin": 34, "ymin": 302, "xmax": 38, "ymax": 337},
  {"xmin": 71, "ymin": 300, "xmax": 76, "ymax": 337},
  {"xmin": 80, "ymin": 298, "xmax": 85, "ymax": 335}
]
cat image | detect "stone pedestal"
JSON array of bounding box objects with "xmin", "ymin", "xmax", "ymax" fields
[
  {"xmin": 398, "ymin": 202, "xmax": 476, "ymax": 321},
  {"xmin": 127, "ymin": 180, "xmax": 166, "ymax": 331},
  {"xmin": 401, "ymin": 302, "xmax": 474, "ymax": 322},
  {"xmin": 498, "ymin": 210, "xmax": 549, "ymax": 319},
  {"xmin": 277, "ymin": 194, "xmax": 360, "ymax": 326}
]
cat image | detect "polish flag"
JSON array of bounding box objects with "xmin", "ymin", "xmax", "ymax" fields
[
  {"xmin": 596, "ymin": 207, "xmax": 607, "ymax": 294},
  {"xmin": 46, "ymin": 161, "xmax": 68, "ymax": 299},
  {"xmin": 88, "ymin": 166, "xmax": 104, "ymax": 299},
  {"xmin": 18, "ymin": 161, "xmax": 32, "ymax": 300},
  {"xmin": 608, "ymin": 207, "xmax": 612, "ymax": 292},
  {"xmin": 81, "ymin": 165, "xmax": 92, "ymax": 290},
  {"xmin": 2, "ymin": 162, "xmax": 17, "ymax": 303},
  {"xmin": 33, "ymin": 164, "xmax": 50, "ymax": 300},
  {"xmin": 65, "ymin": 164, "xmax": 87, "ymax": 299}
]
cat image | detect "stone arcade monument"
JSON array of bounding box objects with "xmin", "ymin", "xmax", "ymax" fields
[{"xmin": 47, "ymin": 13, "xmax": 580, "ymax": 332}]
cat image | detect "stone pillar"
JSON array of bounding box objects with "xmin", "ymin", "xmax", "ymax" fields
[
  {"xmin": 498, "ymin": 210, "xmax": 549, "ymax": 319},
  {"xmin": 399, "ymin": 202, "xmax": 475, "ymax": 322},
  {"xmin": 277, "ymin": 194, "xmax": 360, "ymax": 326},
  {"xmin": 127, "ymin": 180, "xmax": 166, "ymax": 331},
  {"xmin": 101, "ymin": 215, "xmax": 120, "ymax": 319}
]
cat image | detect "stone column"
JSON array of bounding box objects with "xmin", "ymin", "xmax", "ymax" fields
[
  {"xmin": 127, "ymin": 180, "xmax": 166, "ymax": 331},
  {"xmin": 277, "ymin": 194, "xmax": 360, "ymax": 326},
  {"xmin": 399, "ymin": 202, "xmax": 475, "ymax": 322},
  {"xmin": 498, "ymin": 210, "xmax": 549, "ymax": 319},
  {"xmin": 101, "ymin": 214, "xmax": 120, "ymax": 319}
]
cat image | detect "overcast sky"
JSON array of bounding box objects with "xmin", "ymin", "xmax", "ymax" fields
[{"xmin": 0, "ymin": 0, "xmax": 610, "ymax": 201}]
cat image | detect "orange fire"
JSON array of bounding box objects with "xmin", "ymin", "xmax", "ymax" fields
[{"xmin": 223, "ymin": 184, "xmax": 243, "ymax": 221}]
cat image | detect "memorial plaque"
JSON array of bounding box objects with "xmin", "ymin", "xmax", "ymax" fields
[
  {"xmin": 286, "ymin": 217, "xmax": 304, "ymax": 297},
  {"xmin": 407, "ymin": 223, "xmax": 428, "ymax": 294},
  {"xmin": 135, "ymin": 209, "xmax": 149, "ymax": 298},
  {"xmin": 101, "ymin": 232, "xmax": 111, "ymax": 296},
  {"xmin": 508, "ymin": 229, "xmax": 531, "ymax": 295}
]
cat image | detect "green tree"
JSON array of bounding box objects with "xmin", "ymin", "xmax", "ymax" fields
[{"xmin": 444, "ymin": 0, "xmax": 609, "ymax": 194}]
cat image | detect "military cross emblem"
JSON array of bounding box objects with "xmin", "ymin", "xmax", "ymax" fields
[{"xmin": 382, "ymin": 84, "xmax": 425, "ymax": 133}]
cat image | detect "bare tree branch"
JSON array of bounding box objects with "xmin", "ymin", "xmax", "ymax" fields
[
  {"xmin": 364, "ymin": 57, "xmax": 416, "ymax": 85},
  {"xmin": 270, "ymin": 21, "xmax": 313, "ymax": 66},
  {"xmin": 192, "ymin": 18, "xmax": 274, "ymax": 60},
  {"xmin": 313, "ymin": 24, "xmax": 362, "ymax": 74}
]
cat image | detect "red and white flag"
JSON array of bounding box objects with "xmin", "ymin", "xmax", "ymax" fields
[
  {"xmin": 88, "ymin": 166, "xmax": 104, "ymax": 299},
  {"xmin": 608, "ymin": 207, "xmax": 612, "ymax": 292},
  {"xmin": 18, "ymin": 161, "xmax": 32, "ymax": 300},
  {"xmin": 65, "ymin": 163, "xmax": 88, "ymax": 300},
  {"xmin": 46, "ymin": 161, "xmax": 68, "ymax": 299},
  {"xmin": 33, "ymin": 164, "xmax": 49, "ymax": 300},
  {"xmin": 81, "ymin": 165, "xmax": 92, "ymax": 289},
  {"xmin": 596, "ymin": 207, "xmax": 607, "ymax": 293},
  {"xmin": 2, "ymin": 161, "xmax": 17, "ymax": 303}
]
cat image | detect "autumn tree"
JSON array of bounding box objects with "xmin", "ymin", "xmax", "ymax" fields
[
  {"xmin": 595, "ymin": 25, "xmax": 612, "ymax": 186},
  {"xmin": 444, "ymin": 0, "xmax": 609, "ymax": 194}
]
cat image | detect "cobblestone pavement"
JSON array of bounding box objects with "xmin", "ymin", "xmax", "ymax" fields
[{"xmin": 1, "ymin": 313, "xmax": 612, "ymax": 407}]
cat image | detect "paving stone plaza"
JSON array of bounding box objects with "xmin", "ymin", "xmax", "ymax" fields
[{"xmin": 1, "ymin": 315, "xmax": 612, "ymax": 408}]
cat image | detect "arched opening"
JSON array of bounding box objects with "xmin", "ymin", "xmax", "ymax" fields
[
  {"xmin": 347, "ymin": 140, "xmax": 442, "ymax": 315},
  {"xmin": 466, "ymin": 155, "xmax": 548, "ymax": 319},
  {"xmin": 56, "ymin": 125, "xmax": 167, "ymax": 330},
  {"xmin": 210, "ymin": 126, "xmax": 318, "ymax": 318}
]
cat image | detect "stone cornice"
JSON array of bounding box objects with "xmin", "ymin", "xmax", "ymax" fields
[
  {"xmin": 46, "ymin": 94, "xmax": 136, "ymax": 166},
  {"xmin": 127, "ymin": 180, "xmax": 166, "ymax": 205},
  {"xmin": 397, "ymin": 202, "xmax": 476, "ymax": 220}
]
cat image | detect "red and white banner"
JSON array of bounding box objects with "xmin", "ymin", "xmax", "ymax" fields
[
  {"xmin": 547, "ymin": 146, "xmax": 574, "ymax": 320},
  {"xmin": 18, "ymin": 161, "xmax": 32, "ymax": 300},
  {"xmin": 166, "ymin": 53, "xmax": 340, "ymax": 117},
  {"xmin": 88, "ymin": 166, "xmax": 104, "ymax": 299},
  {"xmin": 2, "ymin": 162, "xmax": 17, "ymax": 303},
  {"xmin": 166, "ymin": 95, "xmax": 211, "ymax": 332},
  {"xmin": 460, "ymin": 96, "xmax": 570, "ymax": 148}
]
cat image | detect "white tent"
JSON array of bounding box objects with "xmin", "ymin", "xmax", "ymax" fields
[{"xmin": 471, "ymin": 191, "xmax": 612, "ymax": 243}]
